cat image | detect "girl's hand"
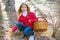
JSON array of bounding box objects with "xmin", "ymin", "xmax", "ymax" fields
[
  {"xmin": 28, "ymin": 19, "xmax": 31, "ymax": 22},
  {"xmin": 8, "ymin": 28, "xmax": 13, "ymax": 37},
  {"xmin": 8, "ymin": 28, "xmax": 12, "ymax": 33}
]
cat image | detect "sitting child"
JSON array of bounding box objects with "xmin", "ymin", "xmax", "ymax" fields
[{"xmin": 9, "ymin": 3, "xmax": 38, "ymax": 40}]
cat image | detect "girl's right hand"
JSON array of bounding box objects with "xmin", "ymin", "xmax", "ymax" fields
[
  {"xmin": 8, "ymin": 28, "xmax": 13, "ymax": 37},
  {"xmin": 8, "ymin": 28, "xmax": 12, "ymax": 33}
]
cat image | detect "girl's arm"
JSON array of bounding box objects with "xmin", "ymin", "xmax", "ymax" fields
[
  {"xmin": 11, "ymin": 15, "xmax": 21, "ymax": 32},
  {"xmin": 29, "ymin": 12, "xmax": 38, "ymax": 22},
  {"xmin": 11, "ymin": 26, "xmax": 18, "ymax": 32}
]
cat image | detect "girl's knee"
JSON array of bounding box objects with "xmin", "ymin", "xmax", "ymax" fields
[
  {"xmin": 16, "ymin": 22, "xmax": 24, "ymax": 27},
  {"xmin": 16, "ymin": 22, "xmax": 25, "ymax": 31},
  {"xmin": 24, "ymin": 27, "xmax": 34, "ymax": 35}
]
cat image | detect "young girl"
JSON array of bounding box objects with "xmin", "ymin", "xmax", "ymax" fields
[{"xmin": 9, "ymin": 3, "xmax": 38, "ymax": 40}]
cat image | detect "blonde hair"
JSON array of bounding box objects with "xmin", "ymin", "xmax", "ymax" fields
[{"xmin": 18, "ymin": 3, "xmax": 30, "ymax": 15}]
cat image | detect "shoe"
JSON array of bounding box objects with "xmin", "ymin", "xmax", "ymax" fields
[{"xmin": 28, "ymin": 35, "xmax": 34, "ymax": 40}]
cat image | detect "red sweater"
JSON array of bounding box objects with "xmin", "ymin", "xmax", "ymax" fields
[{"xmin": 12, "ymin": 12, "xmax": 38, "ymax": 32}]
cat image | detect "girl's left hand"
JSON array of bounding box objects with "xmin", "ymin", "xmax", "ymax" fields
[{"xmin": 28, "ymin": 19, "xmax": 31, "ymax": 22}]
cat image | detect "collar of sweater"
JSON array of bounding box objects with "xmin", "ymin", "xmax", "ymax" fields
[{"xmin": 22, "ymin": 11, "xmax": 27, "ymax": 17}]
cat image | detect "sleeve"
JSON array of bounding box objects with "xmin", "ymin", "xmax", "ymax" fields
[
  {"xmin": 30, "ymin": 12, "xmax": 38, "ymax": 22},
  {"xmin": 12, "ymin": 25, "xmax": 18, "ymax": 32},
  {"xmin": 11, "ymin": 14, "xmax": 25, "ymax": 32},
  {"xmin": 11, "ymin": 15, "xmax": 21, "ymax": 32}
]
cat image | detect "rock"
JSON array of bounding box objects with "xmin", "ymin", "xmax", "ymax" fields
[
  {"xmin": 34, "ymin": 27, "xmax": 54, "ymax": 40},
  {"xmin": 35, "ymin": 36, "xmax": 55, "ymax": 40},
  {"xmin": 9, "ymin": 31, "xmax": 27, "ymax": 40}
]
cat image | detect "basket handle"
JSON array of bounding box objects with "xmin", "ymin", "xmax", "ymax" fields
[{"xmin": 38, "ymin": 17, "xmax": 47, "ymax": 22}]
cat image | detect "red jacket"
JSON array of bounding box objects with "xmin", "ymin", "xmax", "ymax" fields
[{"xmin": 12, "ymin": 12, "xmax": 38, "ymax": 32}]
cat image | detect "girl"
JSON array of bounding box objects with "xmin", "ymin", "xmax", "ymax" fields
[{"xmin": 9, "ymin": 3, "xmax": 38, "ymax": 40}]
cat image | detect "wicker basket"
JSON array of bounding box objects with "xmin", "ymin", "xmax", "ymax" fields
[{"xmin": 33, "ymin": 17, "xmax": 48, "ymax": 32}]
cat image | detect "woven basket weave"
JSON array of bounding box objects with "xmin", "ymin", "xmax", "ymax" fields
[{"xmin": 33, "ymin": 17, "xmax": 48, "ymax": 32}]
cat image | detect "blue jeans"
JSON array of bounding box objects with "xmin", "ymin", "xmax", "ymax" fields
[{"xmin": 16, "ymin": 22, "xmax": 34, "ymax": 35}]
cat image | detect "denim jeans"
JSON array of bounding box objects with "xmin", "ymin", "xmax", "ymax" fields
[{"xmin": 16, "ymin": 22, "xmax": 34, "ymax": 35}]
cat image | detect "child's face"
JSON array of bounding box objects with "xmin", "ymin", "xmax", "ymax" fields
[{"xmin": 21, "ymin": 4, "xmax": 27, "ymax": 12}]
